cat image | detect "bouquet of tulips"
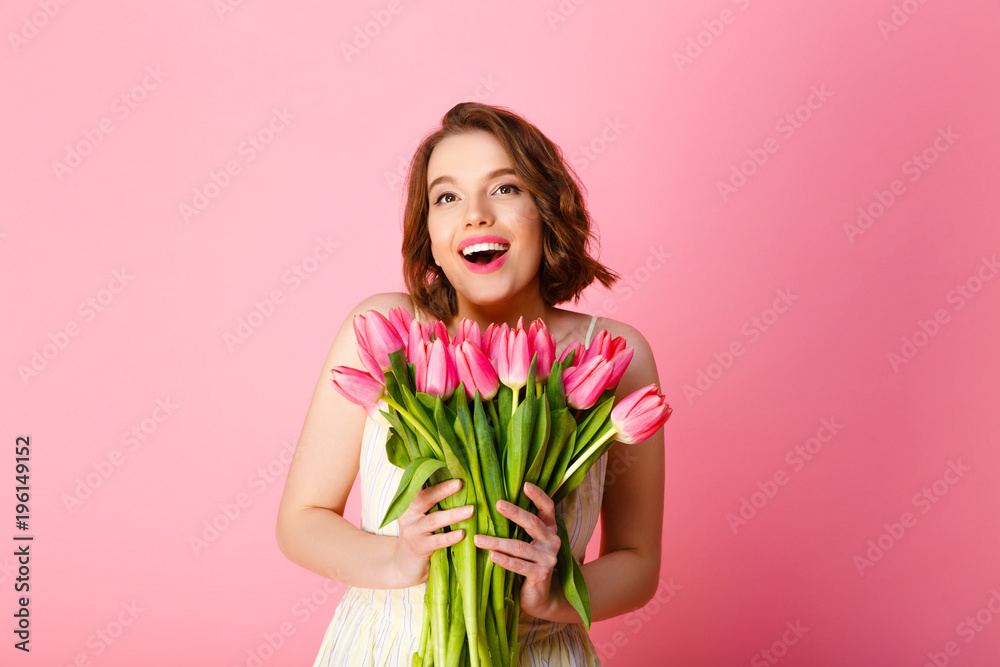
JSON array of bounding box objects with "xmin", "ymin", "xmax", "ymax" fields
[{"xmin": 330, "ymin": 306, "xmax": 672, "ymax": 667}]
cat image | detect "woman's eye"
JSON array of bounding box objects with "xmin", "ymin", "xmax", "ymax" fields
[
  {"xmin": 433, "ymin": 192, "xmax": 457, "ymax": 205},
  {"xmin": 496, "ymin": 184, "xmax": 521, "ymax": 195}
]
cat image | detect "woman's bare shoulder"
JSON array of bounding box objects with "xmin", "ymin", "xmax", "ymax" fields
[
  {"xmin": 343, "ymin": 291, "xmax": 415, "ymax": 320},
  {"xmin": 577, "ymin": 312, "xmax": 659, "ymax": 387}
]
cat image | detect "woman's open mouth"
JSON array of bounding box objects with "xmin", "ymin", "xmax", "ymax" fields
[{"xmin": 459, "ymin": 242, "xmax": 510, "ymax": 273}]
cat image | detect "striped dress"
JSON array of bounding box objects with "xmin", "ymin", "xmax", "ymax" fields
[{"xmin": 312, "ymin": 313, "xmax": 606, "ymax": 666}]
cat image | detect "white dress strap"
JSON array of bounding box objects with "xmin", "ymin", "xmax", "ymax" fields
[{"xmin": 584, "ymin": 314, "xmax": 599, "ymax": 347}]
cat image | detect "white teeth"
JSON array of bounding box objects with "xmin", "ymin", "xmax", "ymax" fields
[{"xmin": 461, "ymin": 242, "xmax": 510, "ymax": 257}]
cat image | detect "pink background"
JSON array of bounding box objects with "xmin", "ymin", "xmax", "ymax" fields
[{"xmin": 4, "ymin": 1, "xmax": 999, "ymax": 665}]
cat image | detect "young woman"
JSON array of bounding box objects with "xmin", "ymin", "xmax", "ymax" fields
[{"xmin": 276, "ymin": 102, "xmax": 665, "ymax": 666}]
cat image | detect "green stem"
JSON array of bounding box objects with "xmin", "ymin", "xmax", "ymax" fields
[
  {"xmin": 553, "ymin": 425, "xmax": 615, "ymax": 495},
  {"xmin": 383, "ymin": 396, "xmax": 444, "ymax": 459}
]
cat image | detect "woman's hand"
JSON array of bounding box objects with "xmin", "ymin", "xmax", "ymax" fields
[
  {"xmin": 392, "ymin": 478, "xmax": 474, "ymax": 588},
  {"xmin": 474, "ymin": 482, "xmax": 568, "ymax": 622}
]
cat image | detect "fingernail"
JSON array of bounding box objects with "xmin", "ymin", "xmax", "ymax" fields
[{"xmin": 463, "ymin": 505, "xmax": 474, "ymax": 515}]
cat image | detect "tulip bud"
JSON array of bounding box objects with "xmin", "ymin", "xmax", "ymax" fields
[
  {"xmin": 456, "ymin": 340, "xmax": 500, "ymax": 400},
  {"xmin": 387, "ymin": 306, "xmax": 413, "ymax": 346},
  {"xmin": 497, "ymin": 326, "xmax": 530, "ymax": 391},
  {"xmin": 610, "ymin": 384, "xmax": 672, "ymax": 444},
  {"xmin": 559, "ymin": 340, "xmax": 584, "ymax": 368},
  {"xmin": 330, "ymin": 366, "xmax": 385, "ymax": 407},
  {"xmin": 528, "ymin": 319, "xmax": 556, "ymax": 381},
  {"xmin": 563, "ymin": 356, "xmax": 614, "ymax": 410}
]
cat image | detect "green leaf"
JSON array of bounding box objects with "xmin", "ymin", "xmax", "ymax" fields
[
  {"xmin": 551, "ymin": 437, "xmax": 616, "ymax": 506},
  {"xmin": 379, "ymin": 457, "xmax": 447, "ymax": 529},
  {"xmin": 400, "ymin": 384, "xmax": 435, "ymax": 438},
  {"xmin": 385, "ymin": 431, "xmax": 409, "ymax": 469},
  {"xmin": 504, "ymin": 392, "xmax": 535, "ymax": 501},
  {"xmin": 545, "ymin": 429, "xmax": 577, "ymax": 498},
  {"xmin": 383, "ymin": 409, "xmax": 419, "ymax": 461},
  {"xmin": 521, "ymin": 393, "xmax": 551, "ymax": 499},
  {"xmin": 574, "ymin": 396, "xmax": 615, "ymax": 456},
  {"xmin": 388, "ymin": 347, "xmax": 413, "ymax": 395},
  {"xmin": 497, "ymin": 384, "xmax": 512, "ymax": 453},
  {"xmin": 473, "ymin": 393, "xmax": 508, "ymax": 538},
  {"xmin": 416, "ymin": 391, "xmax": 438, "ymax": 412},
  {"xmin": 536, "ymin": 407, "xmax": 575, "ymax": 493},
  {"xmin": 545, "ymin": 358, "xmax": 567, "ymax": 412},
  {"xmin": 555, "ymin": 515, "xmax": 592, "ymax": 630}
]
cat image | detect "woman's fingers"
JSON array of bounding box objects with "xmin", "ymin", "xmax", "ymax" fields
[
  {"xmin": 493, "ymin": 484, "xmax": 559, "ymax": 547},
  {"xmin": 408, "ymin": 478, "xmax": 463, "ymax": 515},
  {"xmin": 523, "ymin": 482, "xmax": 556, "ymax": 525},
  {"xmin": 417, "ymin": 504, "xmax": 474, "ymax": 534}
]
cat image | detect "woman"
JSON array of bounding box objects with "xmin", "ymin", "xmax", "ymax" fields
[{"xmin": 276, "ymin": 102, "xmax": 665, "ymax": 665}]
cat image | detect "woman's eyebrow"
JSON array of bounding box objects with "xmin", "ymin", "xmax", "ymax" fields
[{"xmin": 428, "ymin": 167, "xmax": 517, "ymax": 192}]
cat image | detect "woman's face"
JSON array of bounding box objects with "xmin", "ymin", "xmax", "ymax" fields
[{"xmin": 425, "ymin": 130, "xmax": 544, "ymax": 313}]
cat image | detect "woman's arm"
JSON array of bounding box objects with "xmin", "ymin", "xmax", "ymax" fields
[{"xmin": 274, "ymin": 292, "xmax": 469, "ymax": 589}]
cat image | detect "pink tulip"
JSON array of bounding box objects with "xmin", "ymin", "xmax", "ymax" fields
[
  {"xmin": 387, "ymin": 306, "xmax": 413, "ymax": 346},
  {"xmin": 563, "ymin": 355, "xmax": 615, "ymax": 410},
  {"xmin": 482, "ymin": 322, "xmax": 507, "ymax": 368},
  {"xmin": 455, "ymin": 340, "xmax": 499, "ymax": 400},
  {"xmin": 412, "ymin": 337, "xmax": 429, "ymax": 388},
  {"xmin": 559, "ymin": 340, "xmax": 584, "ymax": 368},
  {"xmin": 330, "ymin": 366, "xmax": 385, "ymax": 408},
  {"xmin": 454, "ymin": 318, "xmax": 482, "ymax": 349},
  {"xmin": 353, "ymin": 315, "xmax": 385, "ymax": 382},
  {"xmin": 610, "ymin": 384, "xmax": 672, "ymax": 444},
  {"xmin": 415, "ymin": 337, "xmax": 459, "ymax": 399},
  {"xmin": 354, "ymin": 310, "xmax": 405, "ymax": 379},
  {"xmin": 579, "ymin": 330, "xmax": 627, "ymax": 366},
  {"xmin": 429, "ymin": 320, "xmax": 450, "ymax": 346},
  {"xmin": 497, "ymin": 326, "xmax": 531, "ymax": 391},
  {"xmin": 606, "ymin": 346, "xmax": 635, "ymax": 389},
  {"xmin": 407, "ymin": 320, "xmax": 426, "ymax": 367},
  {"xmin": 527, "ymin": 319, "xmax": 556, "ymax": 381}
]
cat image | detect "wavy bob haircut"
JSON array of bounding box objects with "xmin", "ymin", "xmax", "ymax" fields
[{"xmin": 401, "ymin": 102, "xmax": 620, "ymax": 323}]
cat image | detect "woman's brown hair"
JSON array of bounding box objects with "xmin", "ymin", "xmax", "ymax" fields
[{"xmin": 401, "ymin": 102, "xmax": 620, "ymax": 323}]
